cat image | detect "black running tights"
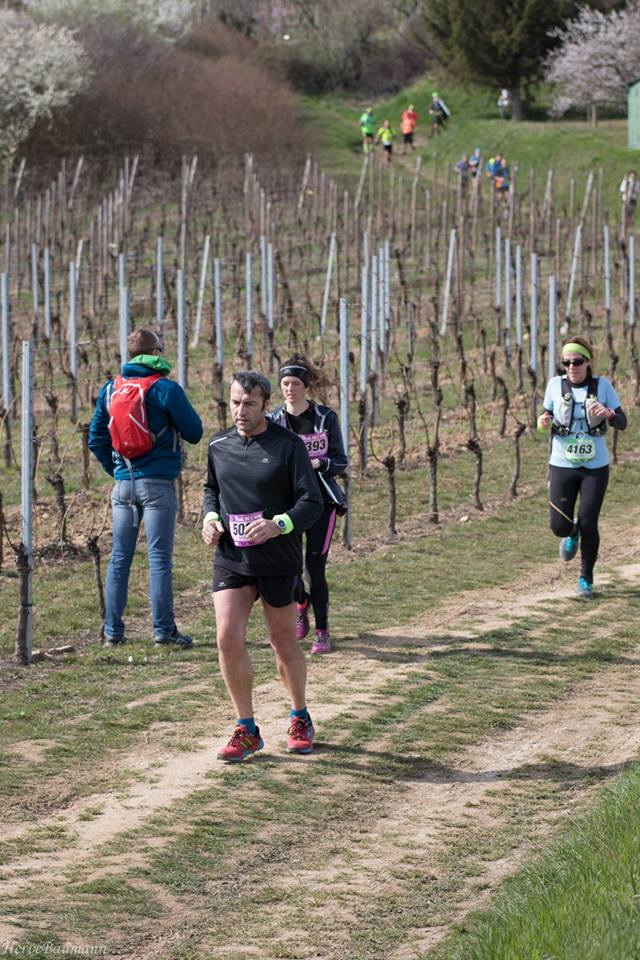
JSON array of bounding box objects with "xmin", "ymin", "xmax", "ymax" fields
[
  {"xmin": 296, "ymin": 504, "xmax": 337, "ymax": 631},
  {"xmin": 548, "ymin": 465, "xmax": 609, "ymax": 582}
]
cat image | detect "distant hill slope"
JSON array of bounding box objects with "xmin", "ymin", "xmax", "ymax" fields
[{"xmin": 303, "ymin": 76, "xmax": 635, "ymax": 212}]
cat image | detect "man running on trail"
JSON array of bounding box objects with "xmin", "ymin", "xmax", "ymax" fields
[
  {"xmin": 376, "ymin": 119, "xmax": 395, "ymax": 163},
  {"xmin": 455, "ymin": 153, "xmax": 470, "ymax": 193},
  {"xmin": 486, "ymin": 154, "xmax": 509, "ymax": 197},
  {"xmin": 202, "ymin": 371, "xmax": 323, "ymax": 762},
  {"xmin": 359, "ymin": 107, "xmax": 376, "ymax": 155},
  {"xmin": 469, "ymin": 147, "xmax": 482, "ymax": 178},
  {"xmin": 620, "ymin": 170, "xmax": 639, "ymax": 234},
  {"xmin": 400, "ymin": 104, "xmax": 418, "ymax": 154},
  {"xmin": 429, "ymin": 91, "xmax": 449, "ymax": 137},
  {"xmin": 497, "ymin": 89, "xmax": 512, "ymax": 119}
]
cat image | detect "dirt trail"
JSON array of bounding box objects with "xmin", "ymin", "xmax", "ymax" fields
[
  {"xmin": 329, "ymin": 629, "xmax": 640, "ymax": 959},
  {"xmin": 3, "ymin": 519, "xmax": 639, "ymax": 957},
  {"xmin": 0, "ymin": 546, "xmax": 615, "ymax": 890},
  {"xmin": 195, "ymin": 555, "xmax": 640, "ymax": 960},
  {"xmin": 0, "ymin": 657, "xmax": 427, "ymax": 893}
]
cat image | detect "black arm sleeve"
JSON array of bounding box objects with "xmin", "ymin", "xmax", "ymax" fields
[
  {"xmin": 318, "ymin": 409, "xmax": 348, "ymax": 479},
  {"xmin": 610, "ymin": 406, "xmax": 627, "ymax": 431}
]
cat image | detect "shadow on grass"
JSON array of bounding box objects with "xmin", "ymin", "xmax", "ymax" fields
[
  {"xmin": 341, "ymin": 634, "xmax": 640, "ymax": 667},
  {"xmin": 312, "ymin": 741, "xmax": 636, "ymax": 787}
]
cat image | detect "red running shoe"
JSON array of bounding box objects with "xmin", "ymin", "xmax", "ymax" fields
[
  {"xmin": 217, "ymin": 724, "xmax": 264, "ymax": 763},
  {"xmin": 287, "ymin": 716, "xmax": 315, "ymax": 754},
  {"xmin": 295, "ymin": 602, "xmax": 310, "ymax": 641}
]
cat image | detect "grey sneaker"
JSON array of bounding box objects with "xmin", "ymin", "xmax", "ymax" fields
[
  {"xmin": 102, "ymin": 634, "xmax": 125, "ymax": 649},
  {"xmin": 154, "ymin": 628, "xmax": 193, "ymax": 650}
]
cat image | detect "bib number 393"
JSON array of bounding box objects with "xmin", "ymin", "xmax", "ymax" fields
[
  {"xmin": 228, "ymin": 511, "xmax": 263, "ymax": 547},
  {"xmin": 563, "ymin": 436, "xmax": 595, "ymax": 464},
  {"xmin": 300, "ymin": 431, "xmax": 328, "ymax": 459}
]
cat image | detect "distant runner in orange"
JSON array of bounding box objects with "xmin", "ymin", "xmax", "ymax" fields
[{"xmin": 400, "ymin": 104, "xmax": 418, "ymax": 154}]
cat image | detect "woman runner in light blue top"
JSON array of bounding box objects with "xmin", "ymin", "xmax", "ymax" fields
[{"xmin": 538, "ymin": 336, "xmax": 627, "ymax": 598}]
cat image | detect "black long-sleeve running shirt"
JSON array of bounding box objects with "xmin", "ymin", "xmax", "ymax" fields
[{"xmin": 203, "ymin": 420, "xmax": 323, "ymax": 575}]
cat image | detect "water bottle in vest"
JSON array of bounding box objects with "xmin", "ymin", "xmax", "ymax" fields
[{"xmin": 107, "ymin": 373, "xmax": 162, "ymax": 459}]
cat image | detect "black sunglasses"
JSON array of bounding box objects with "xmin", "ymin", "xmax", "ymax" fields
[{"xmin": 562, "ymin": 357, "xmax": 586, "ymax": 368}]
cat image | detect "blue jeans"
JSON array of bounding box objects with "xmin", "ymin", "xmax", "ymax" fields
[{"xmin": 104, "ymin": 478, "xmax": 178, "ymax": 641}]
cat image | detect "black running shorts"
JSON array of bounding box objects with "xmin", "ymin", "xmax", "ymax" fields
[
  {"xmin": 213, "ymin": 564, "xmax": 298, "ymax": 608},
  {"xmin": 403, "ymin": 132, "xmax": 413, "ymax": 143}
]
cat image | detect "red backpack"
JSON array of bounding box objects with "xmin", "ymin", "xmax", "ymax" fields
[{"xmin": 107, "ymin": 373, "xmax": 163, "ymax": 460}]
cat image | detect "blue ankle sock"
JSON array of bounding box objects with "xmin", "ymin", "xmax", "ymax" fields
[
  {"xmin": 290, "ymin": 707, "xmax": 310, "ymax": 722},
  {"xmin": 237, "ymin": 717, "xmax": 257, "ymax": 735}
]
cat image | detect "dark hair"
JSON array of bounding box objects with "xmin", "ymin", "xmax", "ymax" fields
[
  {"xmin": 231, "ymin": 370, "xmax": 271, "ymax": 401},
  {"xmin": 279, "ymin": 353, "xmax": 316, "ymax": 388},
  {"xmin": 127, "ymin": 328, "xmax": 160, "ymax": 357}
]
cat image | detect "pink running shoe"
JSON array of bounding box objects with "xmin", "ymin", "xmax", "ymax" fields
[
  {"xmin": 287, "ymin": 716, "xmax": 315, "ymax": 754},
  {"xmin": 295, "ymin": 602, "xmax": 310, "ymax": 641},
  {"xmin": 217, "ymin": 725, "xmax": 264, "ymax": 763},
  {"xmin": 311, "ymin": 629, "xmax": 332, "ymax": 655}
]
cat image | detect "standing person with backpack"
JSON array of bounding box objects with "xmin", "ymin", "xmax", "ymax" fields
[
  {"xmin": 537, "ymin": 337, "xmax": 627, "ymax": 599},
  {"xmin": 89, "ymin": 329, "xmax": 203, "ymax": 648},
  {"xmin": 268, "ymin": 356, "xmax": 347, "ymax": 654}
]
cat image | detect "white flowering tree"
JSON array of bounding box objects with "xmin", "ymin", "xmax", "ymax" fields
[
  {"xmin": 545, "ymin": 3, "xmax": 640, "ymax": 125},
  {"xmin": 0, "ymin": 11, "xmax": 90, "ymax": 158},
  {"xmin": 22, "ymin": 0, "xmax": 199, "ymax": 38}
]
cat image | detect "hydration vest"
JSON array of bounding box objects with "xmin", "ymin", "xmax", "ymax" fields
[{"xmin": 551, "ymin": 376, "xmax": 606, "ymax": 436}]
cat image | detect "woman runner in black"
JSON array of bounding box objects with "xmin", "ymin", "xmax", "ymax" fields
[
  {"xmin": 269, "ymin": 355, "xmax": 348, "ymax": 653},
  {"xmin": 537, "ymin": 337, "xmax": 627, "ymax": 598}
]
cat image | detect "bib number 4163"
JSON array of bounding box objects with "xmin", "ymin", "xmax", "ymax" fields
[{"xmin": 564, "ymin": 437, "xmax": 595, "ymax": 463}]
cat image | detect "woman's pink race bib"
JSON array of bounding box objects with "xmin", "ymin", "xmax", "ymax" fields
[
  {"xmin": 228, "ymin": 511, "xmax": 263, "ymax": 547},
  {"xmin": 300, "ymin": 431, "xmax": 328, "ymax": 459}
]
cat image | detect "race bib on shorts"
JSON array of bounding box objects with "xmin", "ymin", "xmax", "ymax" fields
[
  {"xmin": 228, "ymin": 511, "xmax": 263, "ymax": 547},
  {"xmin": 299, "ymin": 431, "xmax": 328, "ymax": 459},
  {"xmin": 563, "ymin": 435, "xmax": 595, "ymax": 464}
]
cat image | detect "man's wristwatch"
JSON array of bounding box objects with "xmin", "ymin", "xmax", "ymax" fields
[{"xmin": 272, "ymin": 513, "xmax": 293, "ymax": 534}]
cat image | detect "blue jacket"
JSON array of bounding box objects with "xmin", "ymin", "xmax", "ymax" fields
[{"xmin": 88, "ymin": 357, "xmax": 203, "ymax": 480}]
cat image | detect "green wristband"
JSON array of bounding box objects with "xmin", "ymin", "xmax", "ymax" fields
[{"xmin": 272, "ymin": 513, "xmax": 294, "ymax": 534}]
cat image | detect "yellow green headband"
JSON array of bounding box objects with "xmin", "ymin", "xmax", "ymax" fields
[{"xmin": 562, "ymin": 342, "xmax": 592, "ymax": 361}]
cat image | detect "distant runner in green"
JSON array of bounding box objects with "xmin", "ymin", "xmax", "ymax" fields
[{"xmin": 359, "ymin": 107, "xmax": 376, "ymax": 155}]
